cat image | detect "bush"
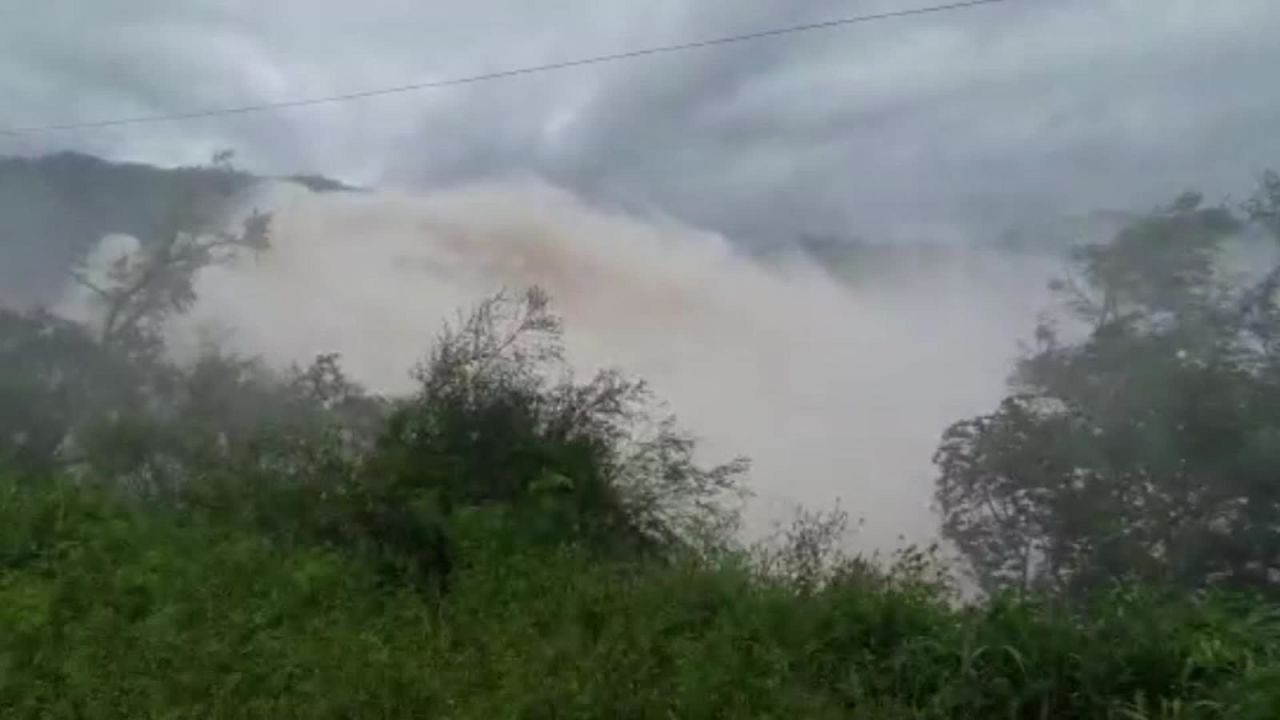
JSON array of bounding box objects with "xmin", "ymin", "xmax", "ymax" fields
[{"xmin": 2, "ymin": 474, "xmax": 1277, "ymax": 719}]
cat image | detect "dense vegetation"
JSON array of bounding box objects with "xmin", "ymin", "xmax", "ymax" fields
[
  {"xmin": 1, "ymin": 155, "xmax": 1278, "ymax": 717},
  {"xmin": 937, "ymin": 180, "xmax": 1280, "ymax": 601},
  {"xmin": 4, "ymin": 476, "xmax": 1278, "ymax": 719}
]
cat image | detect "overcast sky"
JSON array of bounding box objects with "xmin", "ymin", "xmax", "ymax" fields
[{"xmin": 2, "ymin": 0, "xmax": 1278, "ymax": 245}]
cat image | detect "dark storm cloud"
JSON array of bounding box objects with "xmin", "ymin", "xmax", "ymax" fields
[{"xmin": 2, "ymin": 0, "xmax": 1278, "ymax": 244}]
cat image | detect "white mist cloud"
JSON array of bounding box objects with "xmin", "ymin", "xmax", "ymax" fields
[{"xmin": 154, "ymin": 180, "xmax": 1057, "ymax": 551}]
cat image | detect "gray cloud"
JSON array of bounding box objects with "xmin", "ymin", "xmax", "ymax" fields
[{"xmin": 3, "ymin": 0, "xmax": 1279, "ymax": 244}]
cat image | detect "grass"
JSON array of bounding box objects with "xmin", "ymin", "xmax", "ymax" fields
[{"xmin": 1, "ymin": 478, "xmax": 1277, "ymax": 719}]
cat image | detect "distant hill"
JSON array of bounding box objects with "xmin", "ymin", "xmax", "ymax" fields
[{"xmin": 0, "ymin": 152, "xmax": 353, "ymax": 308}]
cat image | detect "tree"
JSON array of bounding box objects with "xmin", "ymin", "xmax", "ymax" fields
[
  {"xmin": 0, "ymin": 152, "xmax": 272, "ymax": 477},
  {"xmin": 69, "ymin": 151, "xmax": 269, "ymax": 354},
  {"xmin": 0, "ymin": 309, "xmax": 148, "ymax": 474},
  {"xmin": 936, "ymin": 181, "xmax": 1280, "ymax": 598},
  {"xmin": 360, "ymin": 288, "xmax": 747, "ymax": 585}
]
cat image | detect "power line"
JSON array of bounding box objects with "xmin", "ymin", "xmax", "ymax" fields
[{"xmin": 1, "ymin": 0, "xmax": 1017, "ymax": 137}]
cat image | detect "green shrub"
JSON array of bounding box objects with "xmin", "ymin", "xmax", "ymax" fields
[{"xmin": 2, "ymin": 476, "xmax": 1277, "ymax": 718}]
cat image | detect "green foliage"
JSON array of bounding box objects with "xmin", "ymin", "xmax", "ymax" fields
[
  {"xmin": 372, "ymin": 288, "xmax": 745, "ymax": 557},
  {"xmin": 69, "ymin": 152, "xmax": 270, "ymax": 353},
  {"xmin": 1, "ymin": 477, "xmax": 1277, "ymax": 718},
  {"xmin": 0, "ymin": 308, "xmax": 156, "ymax": 475},
  {"xmin": 336, "ymin": 287, "xmax": 746, "ymax": 590},
  {"xmin": 937, "ymin": 182, "xmax": 1280, "ymax": 598}
]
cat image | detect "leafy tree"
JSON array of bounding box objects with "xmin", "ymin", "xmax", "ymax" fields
[
  {"xmin": 936, "ymin": 181, "xmax": 1280, "ymax": 598},
  {"xmin": 69, "ymin": 151, "xmax": 269, "ymax": 353},
  {"xmin": 0, "ymin": 309, "xmax": 150, "ymax": 474},
  {"xmin": 0, "ymin": 152, "xmax": 273, "ymax": 480},
  {"xmin": 355, "ymin": 288, "xmax": 747, "ymax": 587}
]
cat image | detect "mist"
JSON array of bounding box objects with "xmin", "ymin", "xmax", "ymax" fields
[{"xmin": 65, "ymin": 178, "xmax": 1056, "ymax": 551}]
